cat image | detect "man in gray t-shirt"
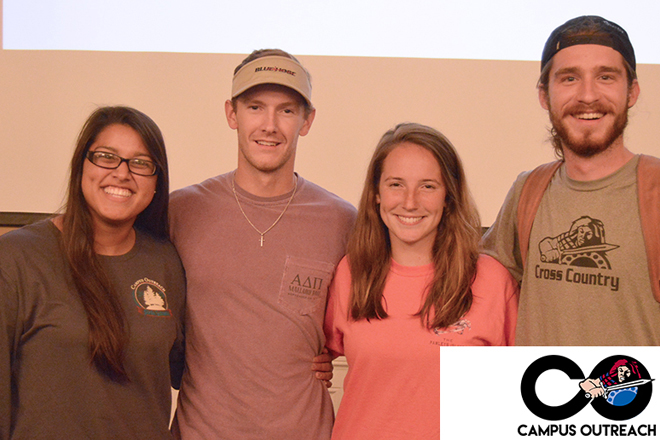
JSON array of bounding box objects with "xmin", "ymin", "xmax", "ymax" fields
[
  {"xmin": 169, "ymin": 49, "xmax": 357, "ymax": 439},
  {"xmin": 482, "ymin": 16, "xmax": 660, "ymax": 345}
]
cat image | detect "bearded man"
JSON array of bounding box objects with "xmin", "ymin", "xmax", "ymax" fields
[{"xmin": 482, "ymin": 16, "xmax": 660, "ymax": 345}]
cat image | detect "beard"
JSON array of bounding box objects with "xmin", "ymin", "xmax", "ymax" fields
[{"xmin": 549, "ymin": 102, "xmax": 629, "ymax": 158}]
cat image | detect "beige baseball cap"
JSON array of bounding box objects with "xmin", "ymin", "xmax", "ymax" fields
[{"xmin": 231, "ymin": 55, "xmax": 312, "ymax": 106}]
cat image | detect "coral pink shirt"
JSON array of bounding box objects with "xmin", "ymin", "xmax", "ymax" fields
[{"xmin": 324, "ymin": 255, "xmax": 518, "ymax": 439}]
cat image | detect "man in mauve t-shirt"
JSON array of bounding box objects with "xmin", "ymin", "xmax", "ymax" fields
[{"xmin": 169, "ymin": 49, "xmax": 357, "ymax": 439}]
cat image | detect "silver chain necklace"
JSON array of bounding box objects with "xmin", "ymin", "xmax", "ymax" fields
[{"xmin": 231, "ymin": 174, "xmax": 298, "ymax": 247}]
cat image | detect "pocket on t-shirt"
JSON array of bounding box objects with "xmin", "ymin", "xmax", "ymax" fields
[{"xmin": 278, "ymin": 256, "xmax": 335, "ymax": 315}]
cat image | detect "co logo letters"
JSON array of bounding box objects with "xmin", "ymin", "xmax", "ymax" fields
[{"xmin": 521, "ymin": 355, "xmax": 653, "ymax": 421}]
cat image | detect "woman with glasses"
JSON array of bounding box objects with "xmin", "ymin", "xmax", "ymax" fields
[
  {"xmin": 324, "ymin": 123, "xmax": 518, "ymax": 439},
  {"xmin": 0, "ymin": 106, "xmax": 185, "ymax": 439}
]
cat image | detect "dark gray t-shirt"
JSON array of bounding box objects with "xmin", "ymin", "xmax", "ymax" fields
[{"xmin": 0, "ymin": 220, "xmax": 185, "ymax": 439}]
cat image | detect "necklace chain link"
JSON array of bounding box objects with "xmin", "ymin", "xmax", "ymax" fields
[{"xmin": 231, "ymin": 174, "xmax": 298, "ymax": 247}]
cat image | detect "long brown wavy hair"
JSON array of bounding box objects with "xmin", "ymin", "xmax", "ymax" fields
[
  {"xmin": 348, "ymin": 122, "xmax": 481, "ymax": 329},
  {"xmin": 61, "ymin": 106, "xmax": 169, "ymax": 381}
]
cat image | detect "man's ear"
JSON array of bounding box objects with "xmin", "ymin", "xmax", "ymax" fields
[
  {"xmin": 538, "ymin": 87, "xmax": 550, "ymax": 111},
  {"xmin": 627, "ymin": 79, "xmax": 640, "ymax": 108},
  {"xmin": 299, "ymin": 108, "xmax": 316, "ymax": 137},
  {"xmin": 225, "ymin": 99, "xmax": 238, "ymax": 130}
]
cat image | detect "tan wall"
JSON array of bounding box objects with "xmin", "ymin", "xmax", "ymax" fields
[
  {"xmin": 0, "ymin": 227, "xmax": 16, "ymax": 236},
  {"xmin": 2, "ymin": 2, "xmax": 660, "ymax": 225}
]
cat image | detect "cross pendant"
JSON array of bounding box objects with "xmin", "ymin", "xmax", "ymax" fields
[{"xmin": 260, "ymin": 235, "xmax": 264, "ymax": 247}]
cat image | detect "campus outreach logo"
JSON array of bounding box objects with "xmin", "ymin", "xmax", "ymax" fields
[
  {"xmin": 519, "ymin": 355, "xmax": 655, "ymax": 437},
  {"xmin": 132, "ymin": 277, "xmax": 172, "ymax": 317},
  {"xmin": 536, "ymin": 216, "xmax": 620, "ymax": 291}
]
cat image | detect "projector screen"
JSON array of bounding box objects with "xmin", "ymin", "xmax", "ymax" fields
[
  {"xmin": 2, "ymin": 0, "xmax": 660, "ymax": 225},
  {"xmin": 4, "ymin": 0, "xmax": 660, "ymax": 63}
]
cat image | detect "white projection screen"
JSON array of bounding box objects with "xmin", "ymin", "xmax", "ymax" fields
[{"xmin": 2, "ymin": 0, "xmax": 660, "ymax": 225}]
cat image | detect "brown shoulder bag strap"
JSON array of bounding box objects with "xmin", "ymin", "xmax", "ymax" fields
[
  {"xmin": 637, "ymin": 154, "xmax": 660, "ymax": 303},
  {"xmin": 516, "ymin": 161, "xmax": 563, "ymax": 268}
]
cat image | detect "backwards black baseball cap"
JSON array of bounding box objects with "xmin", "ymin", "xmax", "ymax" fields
[{"xmin": 541, "ymin": 15, "xmax": 636, "ymax": 73}]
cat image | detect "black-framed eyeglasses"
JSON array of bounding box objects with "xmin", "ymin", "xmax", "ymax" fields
[{"xmin": 86, "ymin": 151, "xmax": 158, "ymax": 176}]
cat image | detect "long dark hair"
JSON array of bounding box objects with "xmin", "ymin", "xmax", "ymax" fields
[
  {"xmin": 348, "ymin": 122, "xmax": 481, "ymax": 329},
  {"xmin": 61, "ymin": 106, "xmax": 169, "ymax": 381}
]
